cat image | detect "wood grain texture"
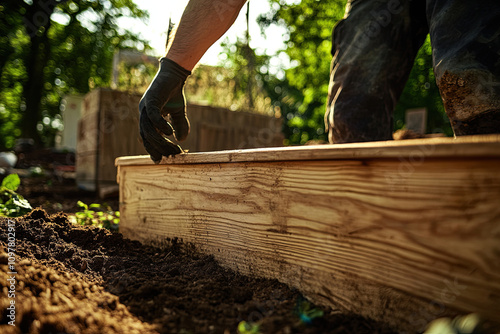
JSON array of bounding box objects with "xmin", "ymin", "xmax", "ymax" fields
[
  {"xmin": 95, "ymin": 89, "xmax": 146, "ymax": 182},
  {"xmin": 116, "ymin": 134, "xmax": 500, "ymax": 167},
  {"xmin": 76, "ymin": 89, "xmax": 147, "ymax": 192},
  {"xmin": 76, "ymin": 89, "xmax": 100, "ymax": 190},
  {"xmin": 117, "ymin": 138, "xmax": 500, "ymax": 332},
  {"xmin": 183, "ymin": 104, "xmax": 283, "ymax": 152}
]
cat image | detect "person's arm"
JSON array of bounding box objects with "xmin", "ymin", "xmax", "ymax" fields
[
  {"xmin": 139, "ymin": 0, "xmax": 247, "ymax": 162},
  {"xmin": 167, "ymin": 0, "xmax": 248, "ymax": 71}
]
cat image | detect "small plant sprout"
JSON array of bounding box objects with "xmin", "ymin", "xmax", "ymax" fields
[
  {"xmin": 72, "ymin": 201, "xmax": 120, "ymax": 231},
  {"xmin": 0, "ymin": 174, "xmax": 32, "ymax": 217},
  {"xmin": 295, "ymin": 298, "xmax": 324, "ymax": 325},
  {"xmin": 237, "ymin": 321, "xmax": 261, "ymax": 334}
]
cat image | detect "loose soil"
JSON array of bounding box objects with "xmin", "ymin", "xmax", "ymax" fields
[
  {"xmin": 0, "ymin": 209, "xmax": 398, "ymax": 334},
  {"xmin": 1, "ymin": 161, "xmax": 399, "ymax": 334}
]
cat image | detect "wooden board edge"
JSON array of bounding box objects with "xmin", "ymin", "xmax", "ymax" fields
[
  {"xmin": 116, "ymin": 158, "xmax": 500, "ymax": 331},
  {"xmin": 115, "ymin": 134, "xmax": 500, "ymax": 167}
]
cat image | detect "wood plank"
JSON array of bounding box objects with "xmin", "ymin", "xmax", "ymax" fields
[
  {"xmin": 182, "ymin": 104, "xmax": 283, "ymax": 152},
  {"xmin": 116, "ymin": 136, "xmax": 500, "ymax": 332},
  {"xmin": 116, "ymin": 134, "xmax": 500, "ymax": 166},
  {"xmin": 97, "ymin": 89, "xmax": 147, "ymax": 183},
  {"xmin": 76, "ymin": 91, "xmax": 100, "ymax": 190}
]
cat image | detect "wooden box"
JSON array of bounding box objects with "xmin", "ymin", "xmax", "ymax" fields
[
  {"xmin": 76, "ymin": 89, "xmax": 147, "ymax": 196},
  {"xmin": 116, "ymin": 135, "xmax": 500, "ymax": 332}
]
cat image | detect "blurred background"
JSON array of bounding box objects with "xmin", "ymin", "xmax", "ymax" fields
[{"xmin": 0, "ymin": 0, "xmax": 451, "ymax": 153}]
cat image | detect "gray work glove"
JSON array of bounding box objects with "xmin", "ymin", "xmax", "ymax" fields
[{"xmin": 139, "ymin": 57, "xmax": 191, "ymax": 163}]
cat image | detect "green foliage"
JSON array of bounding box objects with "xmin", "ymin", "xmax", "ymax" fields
[
  {"xmin": 2, "ymin": 173, "xmax": 20, "ymax": 191},
  {"xmin": 0, "ymin": 174, "xmax": 32, "ymax": 217},
  {"xmin": 395, "ymin": 36, "xmax": 451, "ymax": 135},
  {"xmin": 215, "ymin": 37, "xmax": 285, "ymax": 113},
  {"xmin": 237, "ymin": 321, "xmax": 261, "ymax": 334},
  {"xmin": 257, "ymin": 0, "xmax": 345, "ymax": 144},
  {"xmin": 116, "ymin": 61, "xmax": 158, "ymax": 93},
  {"xmin": 0, "ymin": 0, "xmax": 150, "ymax": 149},
  {"xmin": 73, "ymin": 201, "xmax": 120, "ymax": 232},
  {"xmin": 214, "ymin": 38, "xmax": 308, "ymax": 143}
]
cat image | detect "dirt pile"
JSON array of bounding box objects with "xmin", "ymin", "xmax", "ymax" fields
[{"xmin": 0, "ymin": 209, "xmax": 396, "ymax": 333}]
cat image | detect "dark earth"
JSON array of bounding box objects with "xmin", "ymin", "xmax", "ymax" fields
[
  {"xmin": 0, "ymin": 156, "xmax": 399, "ymax": 334},
  {"xmin": 0, "ymin": 209, "xmax": 398, "ymax": 334}
]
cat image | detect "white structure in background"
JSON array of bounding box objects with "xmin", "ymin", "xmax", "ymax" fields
[
  {"xmin": 0, "ymin": 152, "xmax": 17, "ymax": 168},
  {"xmin": 0, "ymin": 151, "xmax": 17, "ymax": 174},
  {"xmin": 56, "ymin": 94, "xmax": 84, "ymax": 151},
  {"xmin": 405, "ymin": 108, "xmax": 428, "ymax": 134}
]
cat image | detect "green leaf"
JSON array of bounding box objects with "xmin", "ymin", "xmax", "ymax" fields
[
  {"xmin": 2, "ymin": 174, "xmax": 20, "ymax": 191},
  {"xmin": 0, "ymin": 174, "xmax": 32, "ymax": 217},
  {"xmin": 73, "ymin": 200, "xmax": 120, "ymax": 231},
  {"xmin": 77, "ymin": 201, "xmax": 88, "ymax": 210}
]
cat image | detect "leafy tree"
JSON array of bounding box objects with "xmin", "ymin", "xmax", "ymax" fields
[{"xmin": 0, "ymin": 0, "xmax": 149, "ymax": 149}]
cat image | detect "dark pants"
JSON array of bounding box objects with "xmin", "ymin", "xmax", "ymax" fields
[{"xmin": 325, "ymin": 0, "xmax": 500, "ymax": 143}]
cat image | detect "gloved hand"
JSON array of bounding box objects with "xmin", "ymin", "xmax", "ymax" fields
[{"xmin": 139, "ymin": 57, "xmax": 191, "ymax": 163}]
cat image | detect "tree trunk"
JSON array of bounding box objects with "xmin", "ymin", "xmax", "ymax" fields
[{"xmin": 20, "ymin": 2, "xmax": 55, "ymax": 145}]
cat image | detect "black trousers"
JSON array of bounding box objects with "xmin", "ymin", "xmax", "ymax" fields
[{"xmin": 325, "ymin": 0, "xmax": 500, "ymax": 143}]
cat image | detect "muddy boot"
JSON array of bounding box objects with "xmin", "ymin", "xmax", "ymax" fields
[
  {"xmin": 437, "ymin": 70, "xmax": 500, "ymax": 135},
  {"xmin": 429, "ymin": 0, "xmax": 500, "ymax": 136}
]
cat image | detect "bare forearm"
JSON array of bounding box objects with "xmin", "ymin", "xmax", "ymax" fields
[{"xmin": 166, "ymin": 0, "xmax": 247, "ymax": 70}]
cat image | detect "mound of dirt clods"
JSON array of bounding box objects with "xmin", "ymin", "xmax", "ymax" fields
[{"xmin": 0, "ymin": 209, "xmax": 397, "ymax": 334}]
